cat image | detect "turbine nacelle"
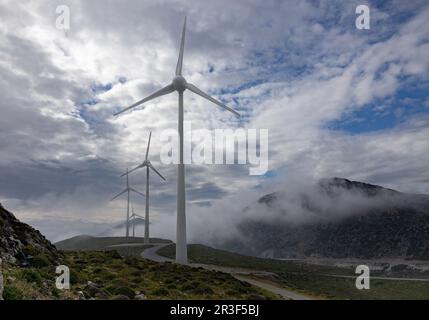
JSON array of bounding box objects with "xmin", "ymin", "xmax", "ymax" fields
[
  {"xmin": 114, "ymin": 17, "xmax": 240, "ymax": 119},
  {"xmin": 124, "ymin": 132, "xmax": 167, "ymax": 181},
  {"xmin": 172, "ymin": 76, "xmax": 187, "ymax": 92}
]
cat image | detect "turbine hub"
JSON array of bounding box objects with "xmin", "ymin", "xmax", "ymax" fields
[{"xmin": 172, "ymin": 76, "xmax": 187, "ymax": 92}]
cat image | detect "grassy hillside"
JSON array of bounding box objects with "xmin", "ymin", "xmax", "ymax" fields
[
  {"xmin": 157, "ymin": 244, "xmax": 350, "ymax": 275},
  {"xmin": 2, "ymin": 250, "xmax": 279, "ymax": 300},
  {"xmin": 55, "ymin": 236, "xmax": 171, "ymax": 251}
]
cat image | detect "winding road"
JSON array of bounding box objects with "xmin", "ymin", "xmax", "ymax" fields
[
  {"xmin": 141, "ymin": 243, "xmax": 173, "ymax": 263},
  {"xmin": 140, "ymin": 243, "xmax": 314, "ymax": 300},
  {"xmin": 114, "ymin": 242, "xmax": 429, "ymax": 299}
]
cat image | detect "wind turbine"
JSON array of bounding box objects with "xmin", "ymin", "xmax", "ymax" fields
[
  {"xmin": 122, "ymin": 131, "xmax": 166, "ymax": 244},
  {"xmin": 130, "ymin": 204, "xmax": 145, "ymax": 238},
  {"xmin": 114, "ymin": 17, "xmax": 240, "ymax": 264},
  {"xmin": 111, "ymin": 169, "xmax": 145, "ymax": 238}
]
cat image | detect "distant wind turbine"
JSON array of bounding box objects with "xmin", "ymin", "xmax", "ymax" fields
[
  {"xmin": 111, "ymin": 169, "xmax": 145, "ymax": 237},
  {"xmin": 114, "ymin": 17, "xmax": 240, "ymax": 264},
  {"xmin": 123, "ymin": 131, "xmax": 166, "ymax": 244},
  {"xmin": 130, "ymin": 204, "xmax": 145, "ymax": 238}
]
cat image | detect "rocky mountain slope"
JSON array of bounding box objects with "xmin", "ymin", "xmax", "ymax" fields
[
  {"xmin": 225, "ymin": 178, "xmax": 429, "ymax": 260},
  {"xmin": 0, "ymin": 203, "xmax": 61, "ymax": 266}
]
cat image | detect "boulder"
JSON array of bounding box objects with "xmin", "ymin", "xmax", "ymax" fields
[
  {"xmin": 135, "ymin": 291, "xmax": 146, "ymax": 300},
  {"xmin": 83, "ymin": 281, "xmax": 108, "ymax": 299},
  {"xmin": 77, "ymin": 290, "xmax": 86, "ymax": 300}
]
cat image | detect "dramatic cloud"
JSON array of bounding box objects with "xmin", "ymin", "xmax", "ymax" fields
[{"xmin": 0, "ymin": 0, "xmax": 428, "ymax": 242}]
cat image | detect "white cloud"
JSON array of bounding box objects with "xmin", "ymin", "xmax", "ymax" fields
[{"xmin": 0, "ymin": 0, "xmax": 428, "ymax": 242}]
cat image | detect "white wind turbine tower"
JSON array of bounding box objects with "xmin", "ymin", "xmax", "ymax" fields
[
  {"xmin": 111, "ymin": 169, "xmax": 145, "ymax": 237},
  {"xmin": 122, "ymin": 131, "xmax": 166, "ymax": 244},
  {"xmin": 130, "ymin": 204, "xmax": 145, "ymax": 238},
  {"xmin": 114, "ymin": 17, "xmax": 240, "ymax": 264}
]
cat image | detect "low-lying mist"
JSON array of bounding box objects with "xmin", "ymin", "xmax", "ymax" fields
[
  {"xmin": 186, "ymin": 176, "xmax": 421, "ymax": 249},
  {"xmin": 26, "ymin": 175, "xmax": 427, "ymax": 250}
]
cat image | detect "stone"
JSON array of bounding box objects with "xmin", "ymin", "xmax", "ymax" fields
[
  {"xmin": 77, "ymin": 290, "xmax": 86, "ymax": 300},
  {"xmin": 135, "ymin": 292, "xmax": 146, "ymax": 300},
  {"xmin": 83, "ymin": 281, "xmax": 107, "ymax": 298}
]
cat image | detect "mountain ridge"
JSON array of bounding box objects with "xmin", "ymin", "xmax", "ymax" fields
[{"xmin": 226, "ymin": 178, "xmax": 429, "ymax": 260}]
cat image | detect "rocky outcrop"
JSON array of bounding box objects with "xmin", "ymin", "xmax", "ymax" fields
[{"xmin": 0, "ymin": 203, "xmax": 61, "ymax": 267}]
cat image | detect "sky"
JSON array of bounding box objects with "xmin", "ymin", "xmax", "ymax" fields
[{"xmin": 0, "ymin": 0, "xmax": 428, "ymax": 242}]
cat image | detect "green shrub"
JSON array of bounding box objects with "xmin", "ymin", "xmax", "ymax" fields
[
  {"xmin": 181, "ymin": 283, "xmax": 195, "ymax": 291},
  {"xmin": 104, "ymin": 284, "xmax": 117, "ymax": 295},
  {"xmin": 22, "ymin": 244, "xmax": 39, "ymax": 257},
  {"xmin": 105, "ymin": 250, "xmax": 122, "ymax": 259},
  {"xmin": 225, "ymin": 289, "xmax": 237, "ymax": 296},
  {"xmin": 30, "ymin": 253, "xmax": 51, "ymax": 268},
  {"xmin": 233, "ymin": 283, "xmax": 251, "ymax": 294},
  {"xmin": 74, "ymin": 259, "xmax": 86, "ymax": 265},
  {"xmin": 111, "ymin": 286, "xmax": 135, "ymax": 299},
  {"xmin": 69, "ymin": 269, "xmax": 85, "ymax": 284},
  {"xmin": 102, "ymin": 272, "xmax": 116, "ymax": 281},
  {"xmin": 191, "ymin": 284, "xmax": 214, "ymax": 295},
  {"xmin": 51, "ymin": 287, "xmax": 61, "ymax": 298},
  {"xmin": 130, "ymin": 270, "xmax": 142, "ymax": 277},
  {"xmin": 110, "ymin": 279, "xmax": 129, "ymax": 287},
  {"xmin": 151, "ymin": 287, "xmax": 169, "ymax": 296},
  {"xmin": 3, "ymin": 285, "xmax": 24, "ymax": 300},
  {"xmin": 21, "ymin": 269, "xmax": 43, "ymax": 285},
  {"xmin": 167, "ymin": 283, "xmax": 177, "ymax": 290}
]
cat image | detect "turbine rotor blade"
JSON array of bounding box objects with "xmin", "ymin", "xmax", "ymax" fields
[
  {"xmin": 122, "ymin": 163, "xmax": 146, "ymax": 176},
  {"xmin": 130, "ymin": 187, "xmax": 145, "ymax": 197},
  {"xmin": 131, "ymin": 215, "xmax": 145, "ymax": 222},
  {"xmin": 145, "ymin": 131, "xmax": 152, "ymax": 160},
  {"xmin": 114, "ymin": 84, "xmax": 175, "ymax": 116},
  {"xmin": 175, "ymin": 16, "xmax": 187, "ymax": 76},
  {"xmin": 110, "ymin": 189, "xmax": 127, "ymax": 201},
  {"xmin": 149, "ymin": 164, "xmax": 166, "ymax": 181},
  {"xmin": 186, "ymin": 83, "xmax": 240, "ymax": 117},
  {"xmin": 132, "ymin": 214, "xmax": 144, "ymax": 219}
]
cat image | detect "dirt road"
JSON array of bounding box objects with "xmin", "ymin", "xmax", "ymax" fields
[{"xmin": 140, "ymin": 243, "xmax": 314, "ymax": 300}]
